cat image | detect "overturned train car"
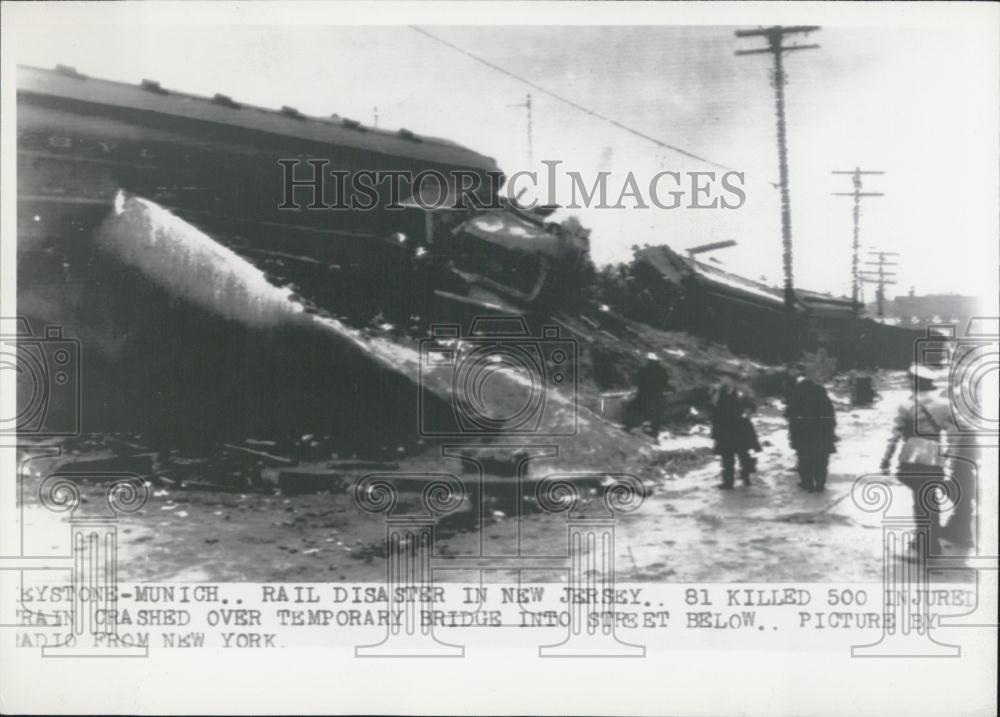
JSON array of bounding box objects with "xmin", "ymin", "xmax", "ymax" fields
[
  {"xmin": 634, "ymin": 245, "xmax": 923, "ymax": 368},
  {"xmin": 15, "ymin": 64, "xmax": 520, "ymax": 450}
]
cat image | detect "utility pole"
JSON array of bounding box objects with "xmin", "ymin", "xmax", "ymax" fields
[
  {"xmin": 832, "ymin": 168, "xmax": 884, "ymax": 315},
  {"xmin": 736, "ymin": 26, "xmax": 820, "ymax": 360},
  {"xmin": 373, "ymin": 106, "xmax": 379, "ymax": 128},
  {"xmin": 860, "ymin": 250, "xmax": 899, "ymax": 319},
  {"xmin": 509, "ymin": 93, "xmax": 533, "ymax": 167}
]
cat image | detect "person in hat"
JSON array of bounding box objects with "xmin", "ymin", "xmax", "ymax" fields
[
  {"xmin": 710, "ymin": 382, "xmax": 761, "ymax": 489},
  {"xmin": 880, "ymin": 364, "xmax": 953, "ymax": 555},
  {"xmin": 786, "ymin": 375, "xmax": 838, "ymax": 491},
  {"xmin": 626, "ymin": 352, "xmax": 671, "ymax": 437}
]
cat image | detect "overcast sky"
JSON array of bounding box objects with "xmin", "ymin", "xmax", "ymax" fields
[{"xmin": 8, "ymin": 3, "xmax": 998, "ymax": 303}]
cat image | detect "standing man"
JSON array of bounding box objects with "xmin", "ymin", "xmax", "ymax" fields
[
  {"xmin": 711, "ymin": 383, "xmax": 761, "ymax": 489},
  {"xmin": 786, "ymin": 376, "xmax": 838, "ymax": 491},
  {"xmin": 626, "ymin": 352, "xmax": 671, "ymax": 437}
]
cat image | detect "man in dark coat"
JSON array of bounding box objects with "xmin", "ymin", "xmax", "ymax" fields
[
  {"xmin": 626, "ymin": 352, "xmax": 671, "ymax": 437},
  {"xmin": 711, "ymin": 384, "xmax": 761, "ymax": 489},
  {"xmin": 786, "ymin": 377, "xmax": 837, "ymax": 492}
]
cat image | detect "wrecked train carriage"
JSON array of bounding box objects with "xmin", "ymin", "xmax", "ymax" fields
[
  {"xmin": 634, "ymin": 245, "xmax": 920, "ymax": 368},
  {"xmin": 17, "ymin": 64, "xmax": 503, "ymax": 315},
  {"xmin": 634, "ymin": 245, "xmax": 790, "ymax": 360},
  {"xmin": 15, "ymin": 64, "xmax": 518, "ymax": 448},
  {"xmin": 441, "ymin": 203, "xmax": 590, "ymax": 309}
]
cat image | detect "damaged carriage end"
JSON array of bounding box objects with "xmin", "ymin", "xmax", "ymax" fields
[
  {"xmin": 15, "ymin": 64, "xmax": 522, "ymax": 455},
  {"xmin": 21, "ymin": 189, "xmax": 456, "ymax": 456}
]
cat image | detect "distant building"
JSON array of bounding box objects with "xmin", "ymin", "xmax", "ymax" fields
[{"xmin": 870, "ymin": 293, "xmax": 981, "ymax": 331}]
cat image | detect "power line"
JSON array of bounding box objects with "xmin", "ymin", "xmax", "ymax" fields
[
  {"xmin": 507, "ymin": 93, "xmax": 533, "ymax": 166},
  {"xmin": 410, "ymin": 25, "xmax": 743, "ymax": 174}
]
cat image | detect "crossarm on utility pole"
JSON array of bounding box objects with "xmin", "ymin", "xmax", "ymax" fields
[{"xmin": 735, "ymin": 25, "xmax": 820, "ymax": 38}]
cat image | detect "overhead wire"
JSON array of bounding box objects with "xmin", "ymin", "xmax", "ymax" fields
[{"xmin": 411, "ymin": 25, "xmax": 771, "ymax": 184}]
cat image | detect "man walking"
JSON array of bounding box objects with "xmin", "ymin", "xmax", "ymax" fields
[
  {"xmin": 786, "ymin": 376, "xmax": 838, "ymax": 491},
  {"xmin": 711, "ymin": 383, "xmax": 761, "ymax": 489}
]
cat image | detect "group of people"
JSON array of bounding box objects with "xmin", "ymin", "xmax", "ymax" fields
[
  {"xmin": 627, "ymin": 351, "xmax": 977, "ymax": 556},
  {"xmin": 626, "ymin": 352, "xmax": 839, "ymax": 492},
  {"xmin": 708, "ymin": 363, "xmax": 976, "ymax": 555},
  {"xmin": 707, "ymin": 375, "xmax": 837, "ymax": 491}
]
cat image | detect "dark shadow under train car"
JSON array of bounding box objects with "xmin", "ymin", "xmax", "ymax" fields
[{"xmin": 15, "ymin": 64, "xmax": 505, "ymax": 452}]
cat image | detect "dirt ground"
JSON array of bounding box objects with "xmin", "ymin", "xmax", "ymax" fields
[{"xmin": 16, "ymin": 371, "xmax": 987, "ymax": 583}]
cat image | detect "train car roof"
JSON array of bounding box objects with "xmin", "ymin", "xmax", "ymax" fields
[
  {"xmin": 17, "ymin": 64, "xmax": 499, "ymax": 172},
  {"xmin": 638, "ymin": 244, "xmax": 855, "ymax": 312}
]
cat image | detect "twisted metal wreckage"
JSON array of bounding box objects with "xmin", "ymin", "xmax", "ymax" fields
[
  {"xmin": 16, "ymin": 65, "xmax": 580, "ymax": 444},
  {"xmin": 16, "ymin": 64, "xmax": 918, "ymax": 448}
]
